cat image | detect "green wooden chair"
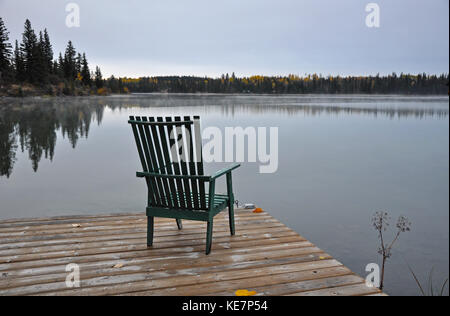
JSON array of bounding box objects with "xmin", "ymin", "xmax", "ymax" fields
[{"xmin": 128, "ymin": 116, "xmax": 240, "ymax": 255}]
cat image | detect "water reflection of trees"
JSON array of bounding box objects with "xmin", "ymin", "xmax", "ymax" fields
[
  {"xmin": 215, "ymin": 103, "xmax": 449, "ymax": 119},
  {"xmin": 0, "ymin": 95, "xmax": 447, "ymax": 177},
  {"xmin": 104, "ymin": 94, "xmax": 449, "ymax": 120},
  {"xmin": 0, "ymin": 99, "xmax": 105, "ymax": 177}
]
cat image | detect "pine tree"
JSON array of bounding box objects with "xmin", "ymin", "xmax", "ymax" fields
[
  {"xmin": 63, "ymin": 41, "xmax": 76, "ymax": 80},
  {"xmin": 0, "ymin": 17, "xmax": 13, "ymax": 84},
  {"xmin": 56, "ymin": 52, "xmax": 64, "ymax": 77},
  {"xmin": 52, "ymin": 60, "xmax": 58, "ymax": 75},
  {"xmin": 118, "ymin": 78, "xmax": 124, "ymax": 93},
  {"xmin": 95, "ymin": 66, "xmax": 103, "ymax": 88},
  {"xmin": 76, "ymin": 52, "xmax": 82, "ymax": 76},
  {"xmin": 21, "ymin": 19, "xmax": 39, "ymax": 83},
  {"xmin": 14, "ymin": 40, "xmax": 25, "ymax": 82},
  {"xmin": 81, "ymin": 53, "xmax": 91, "ymax": 86},
  {"xmin": 35, "ymin": 31, "xmax": 48, "ymax": 83},
  {"xmin": 43, "ymin": 29, "xmax": 53, "ymax": 74}
]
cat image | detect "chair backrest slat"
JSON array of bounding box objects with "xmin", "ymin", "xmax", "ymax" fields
[
  {"xmin": 134, "ymin": 116, "xmax": 161, "ymax": 206},
  {"xmin": 184, "ymin": 116, "xmax": 201, "ymax": 210},
  {"xmin": 130, "ymin": 115, "xmax": 156, "ymax": 206},
  {"xmin": 166, "ymin": 117, "xmax": 187, "ymax": 209},
  {"xmin": 156, "ymin": 117, "xmax": 179, "ymax": 208},
  {"xmin": 130, "ymin": 116, "xmax": 148, "ymax": 173},
  {"xmin": 175, "ymin": 116, "xmax": 193, "ymax": 209},
  {"xmin": 147, "ymin": 117, "xmax": 173, "ymax": 208},
  {"xmin": 137, "ymin": 118, "xmax": 161, "ymax": 206},
  {"xmin": 193, "ymin": 116, "xmax": 207, "ymax": 210},
  {"xmin": 139, "ymin": 117, "xmax": 165, "ymax": 207}
]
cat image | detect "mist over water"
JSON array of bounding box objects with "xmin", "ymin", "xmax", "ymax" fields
[{"xmin": 0, "ymin": 94, "xmax": 448, "ymax": 296}]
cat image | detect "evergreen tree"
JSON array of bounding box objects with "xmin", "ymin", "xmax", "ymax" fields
[
  {"xmin": 0, "ymin": 117, "xmax": 17, "ymax": 178},
  {"xmin": 118, "ymin": 78, "xmax": 124, "ymax": 93},
  {"xmin": 20, "ymin": 19, "xmax": 39, "ymax": 83},
  {"xmin": 107, "ymin": 76, "xmax": 119, "ymax": 92},
  {"xmin": 0, "ymin": 17, "xmax": 12, "ymax": 84},
  {"xmin": 95, "ymin": 66, "xmax": 103, "ymax": 88},
  {"xmin": 35, "ymin": 31, "xmax": 48, "ymax": 83},
  {"xmin": 52, "ymin": 60, "xmax": 58, "ymax": 75},
  {"xmin": 57, "ymin": 52, "xmax": 64, "ymax": 76},
  {"xmin": 75, "ymin": 52, "xmax": 82, "ymax": 76},
  {"xmin": 1, "ymin": 18, "xmax": 98, "ymax": 93},
  {"xmin": 63, "ymin": 41, "xmax": 76, "ymax": 80},
  {"xmin": 43, "ymin": 29, "xmax": 53, "ymax": 74},
  {"xmin": 14, "ymin": 40, "xmax": 25, "ymax": 82},
  {"xmin": 81, "ymin": 53, "xmax": 91, "ymax": 86}
]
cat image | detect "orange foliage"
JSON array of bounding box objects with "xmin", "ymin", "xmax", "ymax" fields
[
  {"xmin": 235, "ymin": 289, "xmax": 257, "ymax": 296},
  {"xmin": 97, "ymin": 87, "xmax": 108, "ymax": 95}
]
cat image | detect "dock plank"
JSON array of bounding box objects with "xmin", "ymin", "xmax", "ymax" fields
[{"xmin": 0, "ymin": 209, "xmax": 384, "ymax": 296}]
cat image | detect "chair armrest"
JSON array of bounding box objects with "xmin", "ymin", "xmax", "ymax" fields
[
  {"xmin": 137, "ymin": 163, "xmax": 240, "ymax": 182},
  {"xmin": 207, "ymin": 163, "xmax": 240, "ymax": 211},
  {"xmin": 136, "ymin": 172, "xmax": 210, "ymax": 181},
  {"xmin": 210, "ymin": 163, "xmax": 241, "ymax": 180}
]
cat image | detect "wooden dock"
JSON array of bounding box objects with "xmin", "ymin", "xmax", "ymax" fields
[{"xmin": 0, "ymin": 209, "xmax": 384, "ymax": 296}]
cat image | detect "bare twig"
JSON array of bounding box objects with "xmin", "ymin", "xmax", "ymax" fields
[{"xmin": 372, "ymin": 212, "xmax": 411, "ymax": 290}]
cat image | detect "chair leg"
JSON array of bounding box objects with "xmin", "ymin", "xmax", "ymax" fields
[
  {"xmin": 176, "ymin": 219, "xmax": 183, "ymax": 230},
  {"xmin": 147, "ymin": 216, "xmax": 154, "ymax": 247},
  {"xmin": 226, "ymin": 173, "xmax": 236, "ymax": 236},
  {"xmin": 228, "ymin": 201, "xmax": 236, "ymax": 236},
  {"xmin": 205, "ymin": 220, "xmax": 213, "ymax": 255}
]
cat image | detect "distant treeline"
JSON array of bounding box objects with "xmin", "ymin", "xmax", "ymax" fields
[
  {"xmin": 1, "ymin": 17, "xmax": 449, "ymax": 96},
  {"xmin": 0, "ymin": 17, "xmax": 106, "ymax": 96},
  {"xmin": 117, "ymin": 73, "xmax": 449, "ymax": 95}
]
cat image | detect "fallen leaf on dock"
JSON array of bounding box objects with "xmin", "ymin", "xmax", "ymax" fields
[
  {"xmin": 71, "ymin": 224, "xmax": 82, "ymax": 228},
  {"xmin": 113, "ymin": 263, "xmax": 124, "ymax": 269},
  {"xmin": 235, "ymin": 289, "xmax": 257, "ymax": 296},
  {"xmin": 253, "ymin": 208, "xmax": 264, "ymax": 213},
  {"xmin": 319, "ymin": 256, "xmax": 326, "ymax": 260}
]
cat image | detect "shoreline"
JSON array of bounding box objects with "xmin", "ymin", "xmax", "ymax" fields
[{"xmin": 1, "ymin": 91, "xmax": 449, "ymax": 99}]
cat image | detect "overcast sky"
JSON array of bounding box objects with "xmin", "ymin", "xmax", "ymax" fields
[{"xmin": 1, "ymin": 0, "xmax": 448, "ymax": 78}]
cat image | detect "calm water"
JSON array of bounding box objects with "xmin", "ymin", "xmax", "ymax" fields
[{"xmin": 0, "ymin": 94, "xmax": 448, "ymax": 296}]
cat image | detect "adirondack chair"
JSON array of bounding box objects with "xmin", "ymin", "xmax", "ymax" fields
[{"xmin": 128, "ymin": 116, "xmax": 240, "ymax": 255}]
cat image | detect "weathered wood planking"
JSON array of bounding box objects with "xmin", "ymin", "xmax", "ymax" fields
[{"xmin": 0, "ymin": 209, "xmax": 383, "ymax": 296}]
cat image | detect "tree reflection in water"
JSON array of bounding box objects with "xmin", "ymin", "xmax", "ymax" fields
[
  {"xmin": 0, "ymin": 95, "xmax": 447, "ymax": 178},
  {"xmin": 0, "ymin": 98, "xmax": 105, "ymax": 177}
]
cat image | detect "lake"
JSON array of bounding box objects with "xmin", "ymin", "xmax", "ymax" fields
[{"xmin": 0, "ymin": 94, "xmax": 448, "ymax": 296}]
